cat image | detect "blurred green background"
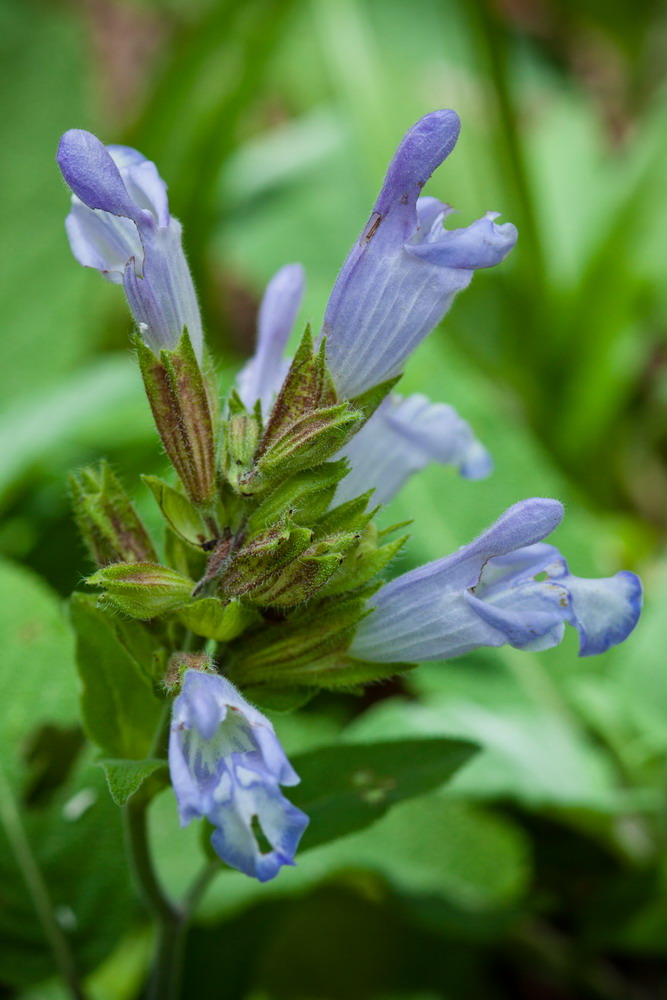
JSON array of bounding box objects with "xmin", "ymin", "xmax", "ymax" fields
[{"xmin": 2, "ymin": 0, "xmax": 667, "ymax": 997}]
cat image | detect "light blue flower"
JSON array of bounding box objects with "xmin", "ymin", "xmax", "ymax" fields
[
  {"xmin": 335, "ymin": 392, "xmax": 492, "ymax": 505},
  {"xmin": 57, "ymin": 130, "xmax": 203, "ymax": 358},
  {"xmin": 322, "ymin": 110, "xmax": 518, "ymax": 399},
  {"xmin": 236, "ymin": 263, "xmax": 305, "ymax": 415},
  {"xmin": 169, "ymin": 669, "xmax": 308, "ymax": 882},
  {"xmin": 350, "ymin": 499, "xmax": 642, "ymax": 662}
]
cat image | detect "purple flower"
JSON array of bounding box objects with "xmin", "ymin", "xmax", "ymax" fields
[
  {"xmin": 236, "ymin": 263, "xmax": 305, "ymax": 414},
  {"xmin": 169, "ymin": 670, "xmax": 308, "ymax": 882},
  {"xmin": 335, "ymin": 392, "xmax": 492, "ymax": 505},
  {"xmin": 57, "ymin": 130, "xmax": 203, "ymax": 358},
  {"xmin": 322, "ymin": 110, "xmax": 518, "ymax": 399},
  {"xmin": 349, "ymin": 499, "xmax": 642, "ymax": 662}
]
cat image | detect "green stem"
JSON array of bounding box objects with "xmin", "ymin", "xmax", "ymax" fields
[
  {"xmin": 124, "ymin": 793, "xmax": 189, "ymax": 1000},
  {"xmin": 182, "ymin": 858, "xmax": 221, "ymax": 915},
  {"xmin": 0, "ymin": 765, "xmax": 88, "ymax": 1000},
  {"xmin": 124, "ymin": 649, "xmax": 209, "ymax": 999}
]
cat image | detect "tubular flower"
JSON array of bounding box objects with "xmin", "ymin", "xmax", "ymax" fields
[
  {"xmin": 169, "ymin": 670, "xmax": 308, "ymax": 882},
  {"xmin": 350, "ymin": 499, "xmax": 642, "ymax": 662},
  {"xmin": 57, "ymin": 129, "xmax": 203, "ymax": 357},
  {"xmin": 322, "ymin": 110, "xmax": 518, "ymax": 399},
  {"xmin": 335, "ymin": 392, "xmax": 492, "ymax": 506},
  {"xmin": 236, "ymin": 263, "xmax": 305, "ymax": 415}
]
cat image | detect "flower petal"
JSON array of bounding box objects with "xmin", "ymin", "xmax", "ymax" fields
[
  {"xmin": 406, "ymin": 212, "xmax": 518, "ymax": 269},
  {"xmin": 169, "ymin": 670, "xmax": 308, "ymax": 881},
  {"xmin": 236, "ymin": 263, "xmax": 305, "ymax": 413},
  {"xmin": 322, "ymin": 110, "xmax": 518, "ymax": 399},
  {"xmin": 57, "ymin": 129, "xmax": 143, "ymax": 222},
  {"xmin": 562, "ymin": 570, "xmax": 643, "ymax": 656},
  {"xmin": 107, "ymin": 145, "xmax": 170, "ymax": 225},
  {"xmin": 336, "ymin": 393, "xmax": 492, "ymax": 505},
  {"xmin": 65, "ymin": 200, "xmax": 141, "ymax": 282},
  {"xmin": 122, "ymin": 221, "xmax": 203, "ymax": 356},
  {"xmin": 349, "ymin": 499, "xmax": 564, "ymax": 661}
]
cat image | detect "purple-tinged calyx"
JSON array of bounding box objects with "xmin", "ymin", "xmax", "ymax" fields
[
  {"xmin": 169, "ymin": 669, "xmax": 308, "ymax": 881},
  {"xmin": 335, "ymin": 392, "xmax": 492, "ymax": 505},
  {"xmin": 322, "ymin": 110, "xmax": 517, "ymax": 399},
  {"xmin": 57, "ymin": 129, "xmax": 203, "ymax": 358},
  {"xmin": 350, "ymin": 499, "xmax": 642, "ymax": 662}
]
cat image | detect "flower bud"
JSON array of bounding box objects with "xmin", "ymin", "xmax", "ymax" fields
[{"xmin": 69, "ymin": 461, "xmax": 157, "ymax": 567}]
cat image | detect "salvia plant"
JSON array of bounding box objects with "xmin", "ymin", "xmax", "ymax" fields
[{"xmin": 57, "ymin": 109, "xmax": 642, "ymax": 995}]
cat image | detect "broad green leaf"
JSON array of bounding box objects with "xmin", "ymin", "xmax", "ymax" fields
[
  {"xmin": 99, "ymin": 758, "xmax": 168, "ymax": 807},
  {"xmin": 290, "ymin": 738, "xmax": 478, "ymax": 851},
  {"xmin": 346, "ymin": 659, "xmax": 622, "ymax": 811},
  {"xmin": 191, "ymin": 793, "xmax": 528, "ymax": 922},
  {"xmin": 0, "ymin": 560, "xmax": 78, "ymax": 779},
  {"xmin": 0, "ymin": 561, "xmax": 132, "ymax": 987},
  {"xmin": 242, "ymin": 686, "xmax": 316, "ymax": 713},
  {"xmin": 70, "ymin": 593, "xmax": 163, "ymax": 759},
  {"xmin": 0, "ymin": 756, "xmax": 133, "ymax": 989}
]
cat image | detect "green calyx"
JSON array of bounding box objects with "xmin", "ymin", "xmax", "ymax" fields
[{"xmin": 77, "ymin": 324, "xmax": 407, "ymax": 698}]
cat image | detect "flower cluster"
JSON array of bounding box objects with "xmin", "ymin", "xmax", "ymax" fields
[{"xmin": 59, "ymin": 109, "xmax": 642, "ymax": 882}]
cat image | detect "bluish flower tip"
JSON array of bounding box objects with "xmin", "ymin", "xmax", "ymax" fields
[
  {"xmin": 322, "ymin": 108, "xmax": 518, "ymax": 399},
  {"xmin": 58, "ymin": 128, "xmax": 203, "ymax": 357}
]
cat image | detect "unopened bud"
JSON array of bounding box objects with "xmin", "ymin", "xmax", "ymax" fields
[
  {"xmin": 87, "ymin": 561, "xmax": 194, "ymax": 620},
  {"xmin": 136, "ymin": 330, "xmax": 217, "ymax": 510},
  {"xmin": 69, "ymin": 461, "xmax": 157, "ymax": 567}
]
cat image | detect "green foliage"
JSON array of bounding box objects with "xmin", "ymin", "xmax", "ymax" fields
[
  {"xmin": 0, "ymin": 560, "xmax": 132, "ymax": 988},
  {"xmin": 70, "ymin": 594, "xmax": 163, "ymax": 759},
  {"xmin": 290, "ymin": 738, "xmax": 479, "ymax": 851},
  {"xmin": 99, "ymin": 758, "xmax": 168, "ymax": 807}
]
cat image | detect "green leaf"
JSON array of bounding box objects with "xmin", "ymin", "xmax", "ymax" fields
[
  {"xmin": 347, "ymin": 657, "xmax": 623, "ymax": 811},
  {"xmin": 142, "ymin": 474, "xmax": 210, "ymax": 547},
  {"xmin": 290, "ymin": 738, "xmax": 478, "ymax": 851},
  {"xmin": 0, "ymin": 561, "xmax": 78, "ymax": 782},
  {"xmin": 241, "ymin": 686, "xmax": 316, "ymax": 713},
  {"xmin": 87, "ymin": 561, "xmax": 194, "ymax": 619},
  {"xmin": 99, "ymin": 757, "xmax": 168, "ymax": 806},
  {"xmin": 70, "ymin": 593, "xmax": 163, "ymax": 759},
  {"xmin": 0, "ymin": 559, "xmax": 132, "ymax": 986},
  {"xmin": 176, "ymin": 597, "xmax": 257, "ymax": 641}
]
